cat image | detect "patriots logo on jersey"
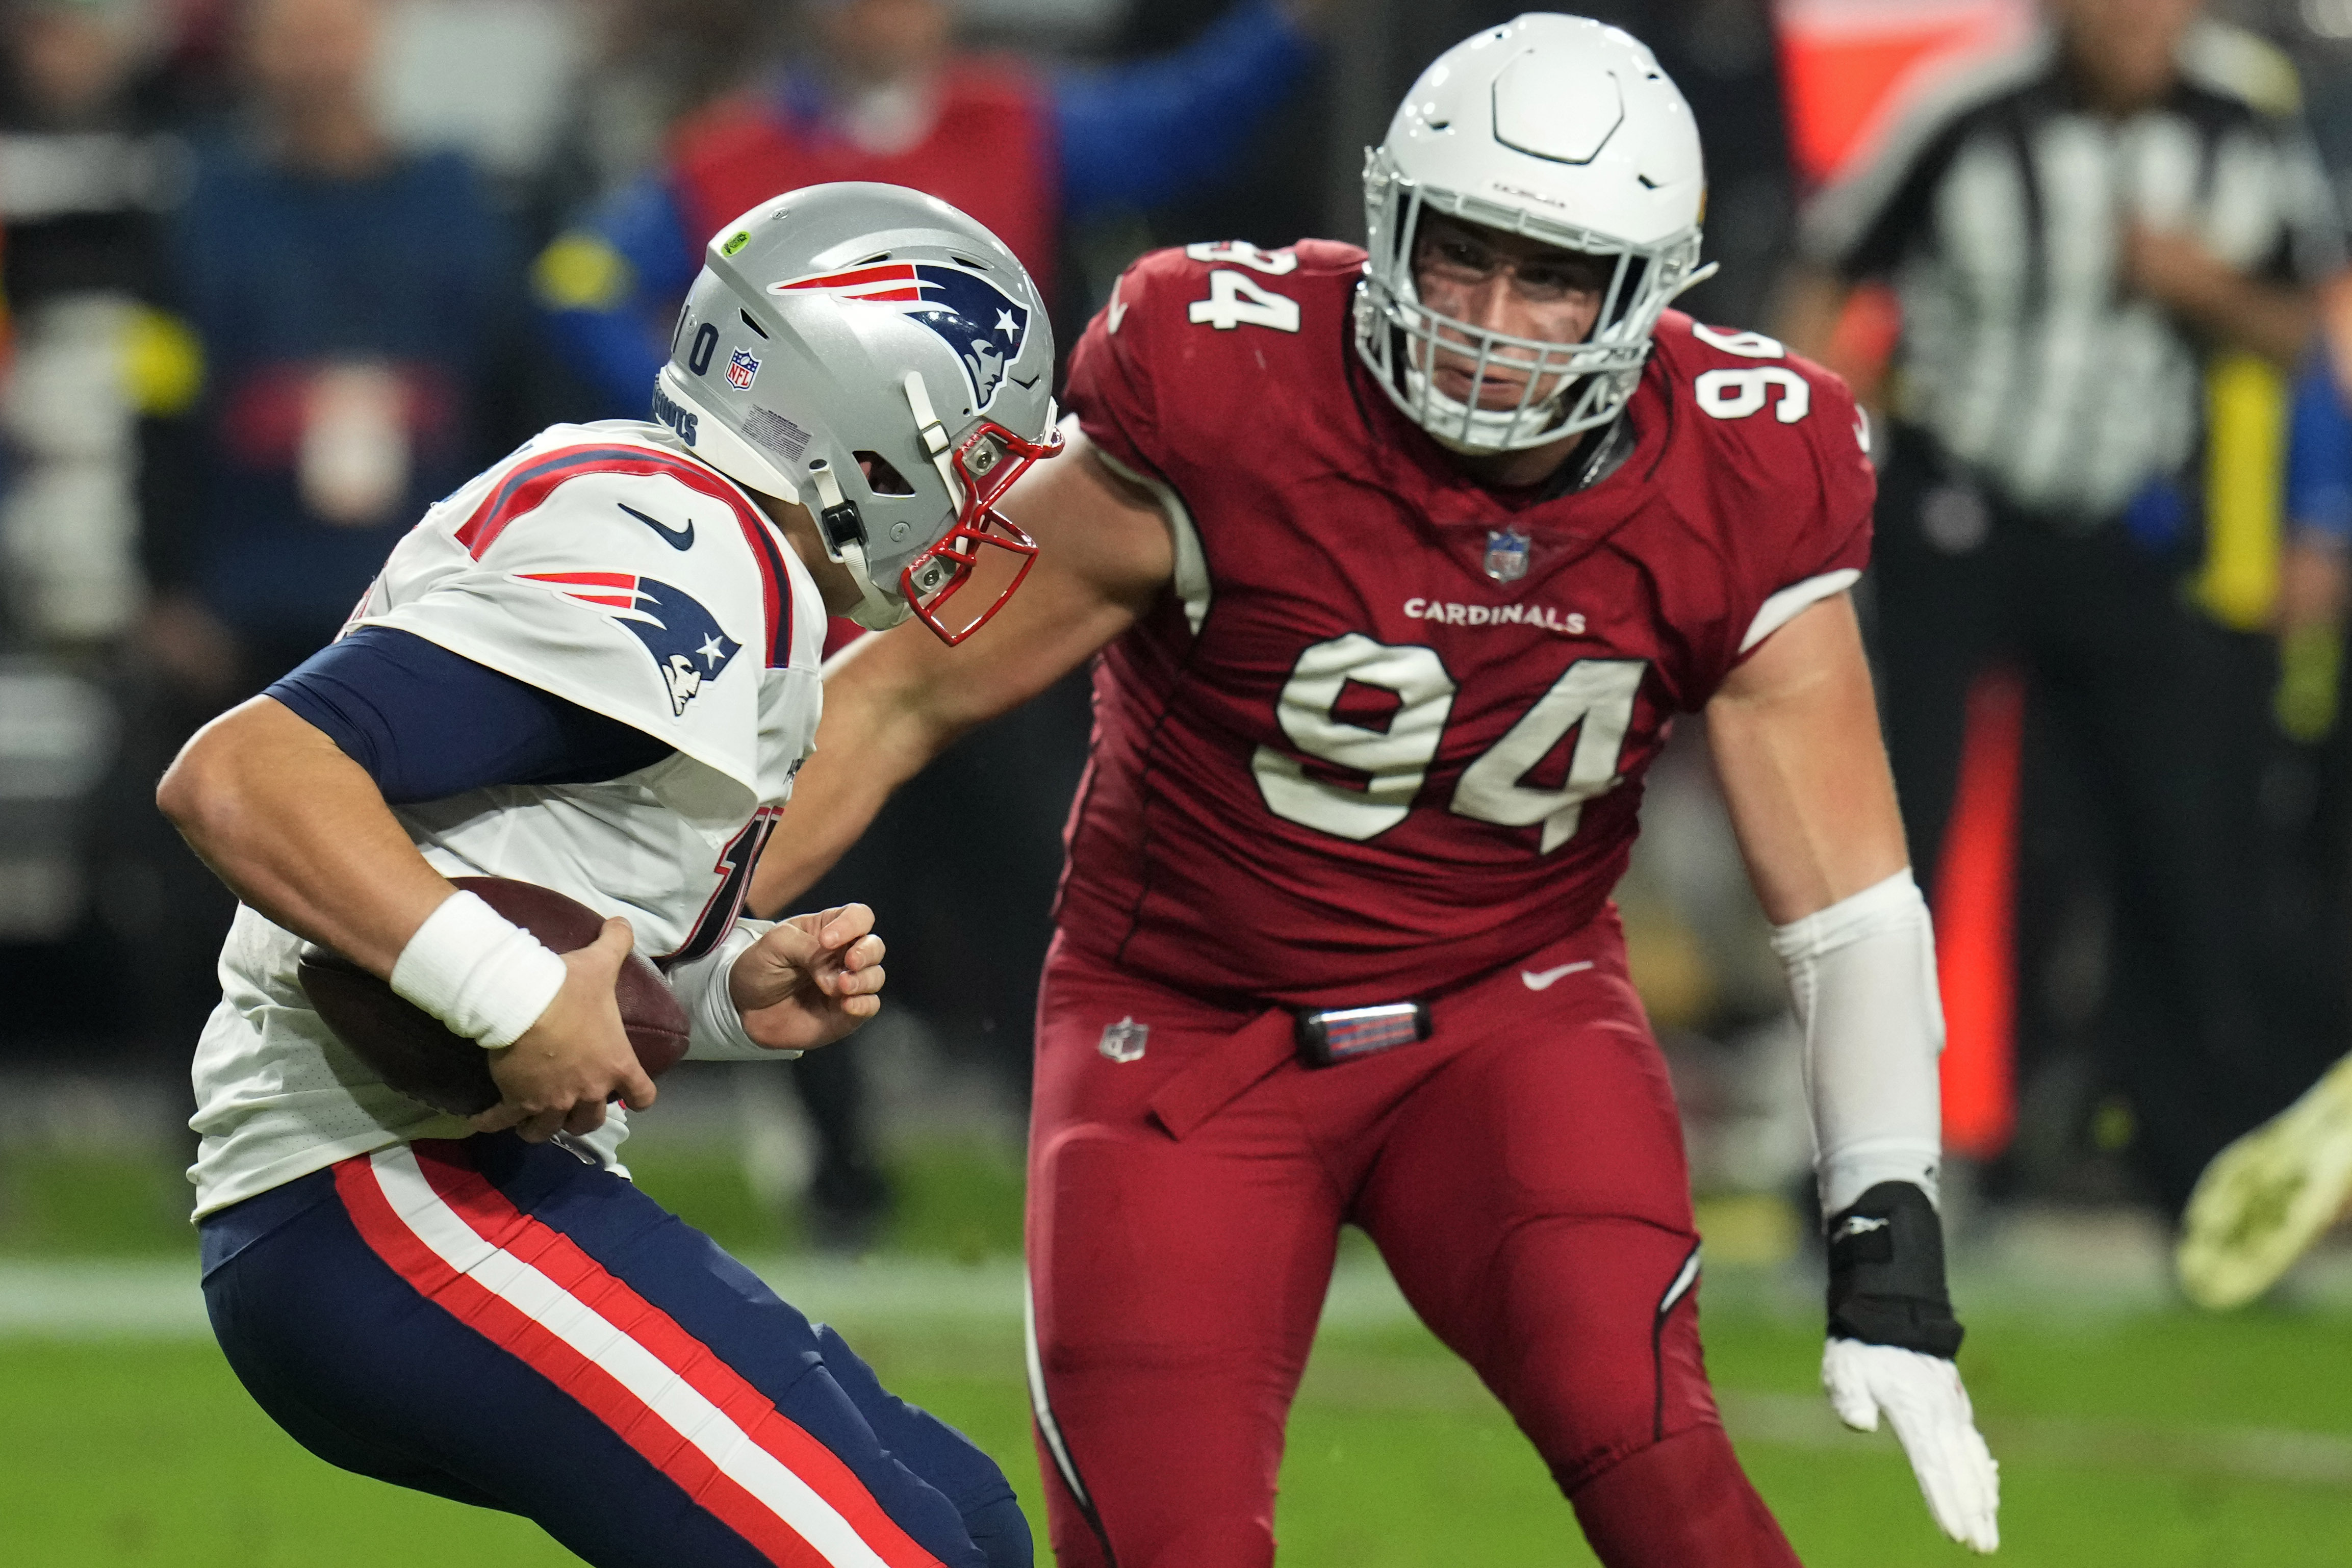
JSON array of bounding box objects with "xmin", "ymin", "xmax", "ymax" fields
[
  {"xmin": 519, "ymin": 571, "xmax": 743, "ymax": 716},
  {"xmin": 772, "ymin": 261, "xmax": 1030, "ymax": 410}
]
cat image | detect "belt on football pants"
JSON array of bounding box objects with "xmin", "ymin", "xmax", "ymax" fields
[
  {"xmin": 1293, "ymin": 1000, "xmax": 1433, "ymax": 1067},
  {"xmin": 1145, "ymin": 1000, "xmax": 1433, "ymax": 1141}
]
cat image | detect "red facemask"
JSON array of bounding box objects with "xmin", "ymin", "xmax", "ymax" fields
[{"xmin": 901, "ymin": 417, "xmax": 1063, "ymax": 645}]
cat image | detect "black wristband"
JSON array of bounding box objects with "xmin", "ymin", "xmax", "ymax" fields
[{"xmin": 1825, "ymin": 1180, "xmax": 1964, "ymax": 1358}]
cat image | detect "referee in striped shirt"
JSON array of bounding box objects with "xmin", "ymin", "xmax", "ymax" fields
[{"xmin": 1782, "ymin": 0, "xmax": 2342, "ymax": 1214}]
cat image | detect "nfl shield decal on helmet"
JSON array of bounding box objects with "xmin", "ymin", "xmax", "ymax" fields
[
  {"xmin": 726, "ymin": 348, "xmax": 760, "ymax": 391},
  {"xmin": 771, "ymin": 261, "xmax": 1031, "ymax": 410},
  {"xmin": 1484, "ymin": 527, "xmax": 1531, "ymax": 583},
  {"xmin": 1097, "ymin": 1016, "xmax": 1149, "ymax": 1063},
  {"xmin": 518, "ymin": 572, "xmax": 743, "ymax": 716}
]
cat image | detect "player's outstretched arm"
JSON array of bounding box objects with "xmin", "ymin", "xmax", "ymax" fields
[
  {"xmin": 749, "ymin": 425, "xmax": 1175, "ymax": 916},
  {"xmin": 1706, "ymin": 593, "xmax": 2001, "ymax": 1554},
  {"xmin": 159, "ymin": 698, "xmax": 655, "ymax": 1136}
]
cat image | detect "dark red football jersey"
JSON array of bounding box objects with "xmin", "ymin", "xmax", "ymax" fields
[{"xmin": 1053, "ymin": 240, "xmax": 1874, "ymax": 1008}]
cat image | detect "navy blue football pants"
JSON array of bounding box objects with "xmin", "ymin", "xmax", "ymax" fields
[{"xmin": 199, "ymin": 1134, "xmax": 1028, "ymax": 1568}]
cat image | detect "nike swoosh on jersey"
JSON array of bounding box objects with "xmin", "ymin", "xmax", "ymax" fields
[
  {"xmin": 1521, "ymin": 961, "xmax": 1595, "ymax": 991},
  {"xmin": 619, "ymin": 502, "xmax": 694, "ymax": 551},
  {"xmin": 1106, "ymin": 277, "xmax": 1130, "ymax": 335}
]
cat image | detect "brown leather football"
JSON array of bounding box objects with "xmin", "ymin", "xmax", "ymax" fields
[{"xmin": 297, "ymin": 876, "xmax": 691, "ymax": 1117}]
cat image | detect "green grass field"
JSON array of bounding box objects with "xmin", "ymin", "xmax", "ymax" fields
[
  {"xmin": 5, "ymin": 1141, "xmax": 2350, "ymax": 1564},
  {"xmin": 6, "ymin": 1310, "xmax": 2351, "ymax": 1565}
]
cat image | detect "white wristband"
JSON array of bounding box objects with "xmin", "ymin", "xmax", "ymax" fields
[{"xmin": 390, "ymin": 891, "xmax": 569, "ymax": 1050}]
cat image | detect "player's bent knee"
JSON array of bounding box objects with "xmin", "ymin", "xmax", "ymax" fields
[{"xmin": 1466, "ymin": 1217, "xmax": 1716, "ymax": 1488}]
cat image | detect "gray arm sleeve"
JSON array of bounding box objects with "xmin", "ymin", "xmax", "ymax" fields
[{"xmin": 1771, "ymin": 870, "xmax": 1946, "ymax": 1214}]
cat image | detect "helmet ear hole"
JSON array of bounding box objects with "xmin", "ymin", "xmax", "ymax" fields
[{"xmin": 853, "ymin": 450, "xmax": 917, "ymax": 496}]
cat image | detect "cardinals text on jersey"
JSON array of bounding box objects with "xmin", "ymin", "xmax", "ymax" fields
[
  {"xmin": 188, "ymin": 421, "xmax": 829, "ymax": 1218},
  {"xmin": 1057, "ymin": 243, "xmax": 1874, "ymax": 1008}
]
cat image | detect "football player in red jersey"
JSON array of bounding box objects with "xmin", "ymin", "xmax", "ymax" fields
[{"xmin": 752, "ymin": 15, "xmax": 1999, "ymax": 1566}]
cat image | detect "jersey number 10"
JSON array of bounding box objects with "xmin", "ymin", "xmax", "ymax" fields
[{"xmin": 1251, "ymin": 634, "xmax": 1644, "ymax": 853}]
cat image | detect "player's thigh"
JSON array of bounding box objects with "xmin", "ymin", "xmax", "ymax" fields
[
  {"xmin": 1030, "ymin": 945, "xmax": 1340, "ymax": 1368},
  {"xmin": 1353, "ymin": 959, "xmax": 1715, "ymax": 1489},
  {"xmin": 1027, "ymin": 945, "xmax": 1342, "ymax": 1566},
  {"xmin": 203, "ymin": 1137, "xmax": 987, "ymax": 1568}
]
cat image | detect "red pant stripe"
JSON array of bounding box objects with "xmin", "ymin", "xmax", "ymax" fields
[{"xmin": 334, "ymin": 1142, "xmax": 943, "ymax": 1568}]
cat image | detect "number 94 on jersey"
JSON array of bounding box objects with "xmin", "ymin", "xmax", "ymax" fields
[{"xmin": 1250, "ymin": 633, "xmax": 1646, "ymax": 854}]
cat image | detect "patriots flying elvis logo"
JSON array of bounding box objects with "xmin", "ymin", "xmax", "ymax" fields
[
  {"xmin": 518, "ymin": 571, "xmax": 742, "ymax": 716},
  {"xmin": 772, "ymin": 261, "xmax": 1029, "ymax": 410}
]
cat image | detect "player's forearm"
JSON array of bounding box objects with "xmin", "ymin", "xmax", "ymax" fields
[
  {"xmin": 749, "ymin": 646, "xmax": 959, "ymax": 916},
  {"xmin": 157, "ymin": 696, "xmax": 455, "ymax": 975}
]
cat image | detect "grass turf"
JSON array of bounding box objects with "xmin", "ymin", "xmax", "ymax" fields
[
  {"xmin": 4, "ymin": 1307, "xmax": 2349, "ymax": 1566},
  {"xmin": 7, "ymin": 1144, "xmax": 2350, "ymax": 1562}
]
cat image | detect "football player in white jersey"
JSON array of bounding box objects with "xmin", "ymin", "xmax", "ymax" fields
[{"xmin": 155, "ymin": 183, "xmax": 1061, "ymax": 1568}]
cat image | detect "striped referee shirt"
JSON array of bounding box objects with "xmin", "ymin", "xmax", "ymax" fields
[{"xmin": 1802, "ymin": 21, "xmax": 2342, "ymax": 522}]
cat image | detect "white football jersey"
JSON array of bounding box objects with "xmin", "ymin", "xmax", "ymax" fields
[{"xmin": 189, "ymin": 421, "xmax": 829, "ymax": 1218}]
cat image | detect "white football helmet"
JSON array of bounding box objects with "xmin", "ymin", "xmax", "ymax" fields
[
  {"xmin": 653, "ymin": 182, "xmax": 1061, "ymax": 642},
  {"xmin": 1354, "ymin": 14, "xmax": 1709, "ymax": 453}
]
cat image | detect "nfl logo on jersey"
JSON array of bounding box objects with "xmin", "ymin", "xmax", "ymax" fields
[
  {"xmin": 1484, "ymin": 528, "xmax": 1530, "ymax": 583},
  {"xmin": 726, "ymin": 349, "xmax": 760, "ymax": 391},
  {"xmin": 1097, "ymin": 1016, "xmax": 1148, "ymax": 1063}
]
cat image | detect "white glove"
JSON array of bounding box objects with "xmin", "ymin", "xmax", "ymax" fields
[{"xmin": 1823, "ymin": 1337, "xmax": 2000, "ymax": 1552}]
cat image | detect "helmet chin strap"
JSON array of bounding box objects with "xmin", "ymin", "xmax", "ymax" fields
[
  {"xmin": 903, "ymin": 370, "xmax": 966, "ymax": 502},
  {"xmin": 1672, "ymin": 260, "xmax": 1722, "ymax": 300},
  {"xmin": 836, "ymin": 537, "xmax": 916, "ymax": 630},
  {"xmin": 807, "ymin": 458, "xmax": 914, "ymax": 629},
  {"xmin": 825, "ymin": 371, "xmax": 965, "ymax": 633},
  {"xmin": 764, "ymin": 371, "xmax": 980, "ymax": 633}
]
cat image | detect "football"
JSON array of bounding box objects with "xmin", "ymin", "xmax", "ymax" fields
[{"xmin": 297, "ymin": 877, "xmax": 691, "ymax": 1118}]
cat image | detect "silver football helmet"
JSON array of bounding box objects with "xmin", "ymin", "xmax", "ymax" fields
[
  {"xmin": 1355, "ymin": 14, "xmax": 1709, "ymax": 453},
  {"xmin": 653, "ymin": 182, "xmax": 1061, "ymax": 641}
]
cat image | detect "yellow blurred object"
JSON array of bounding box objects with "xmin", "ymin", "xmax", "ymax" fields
[
  {"xmin": 2178, "ymin": 1047, "xmax": 2352, "ymax": 1310},
  {"xmin": 2276, "ymin": 623, "xmax": 2343, "ymax": 742},
  {"xmin": 2195, "ymin": 352, "xmax": 2287, "ymax": 631},
  {"xmin": 1621, "ymin": 910, "xmax": 1717, "ymax": 1030},
  {"xmin": 1692, "ymin": 1192, "xmax": 1802, "ymax": 1268},
  {"xmin": 120, "ymin": 305, "xmax": 202, "ymax": 417},
  {"xmin": 2091, "ymin": 1096, "xmax": 2137, "ymax": 1155},
  {"xmin": 533, "ymin": 232, "xmax": 636, "ymax": 314}
]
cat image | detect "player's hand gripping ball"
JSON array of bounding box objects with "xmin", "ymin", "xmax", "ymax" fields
[{"xmin": 297, "ymin": 877, "xmax": 689, "ymax": 1117}]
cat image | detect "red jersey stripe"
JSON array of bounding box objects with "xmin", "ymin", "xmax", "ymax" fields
[
  {"xmin": 454, "ymin": 444, "xmax": 794, "ymax": 667},
  {"xmin": 332, "ymin": 1143, "xmax": 947, "ymax": 1568},
  {"xmin": 520, "ymin": 571, "xmax": 641, "ymax": 589}
]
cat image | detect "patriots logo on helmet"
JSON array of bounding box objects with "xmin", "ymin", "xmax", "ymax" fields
[
  {"xmin": 772, "ymin": 261, "xmax": 1030, "ymax": 410},
  {"xmin": 519, "ymin": 571, "xmax": 742, "ymax": 716}
]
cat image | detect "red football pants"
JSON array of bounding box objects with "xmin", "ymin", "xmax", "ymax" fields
[{"xmin": 1024, "ymin": 913, "xmax": 1799, "ymax": 1568}]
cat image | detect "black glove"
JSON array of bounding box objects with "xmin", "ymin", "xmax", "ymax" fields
[{"xmin": 1825, "ymin": 1179, "xmax": 1963, "ymax": 1357}]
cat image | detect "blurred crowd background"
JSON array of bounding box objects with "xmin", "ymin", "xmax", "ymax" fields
[{"xmin": 1, "ymin": 0, "xmax": 2349, "ymax": 1263}]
